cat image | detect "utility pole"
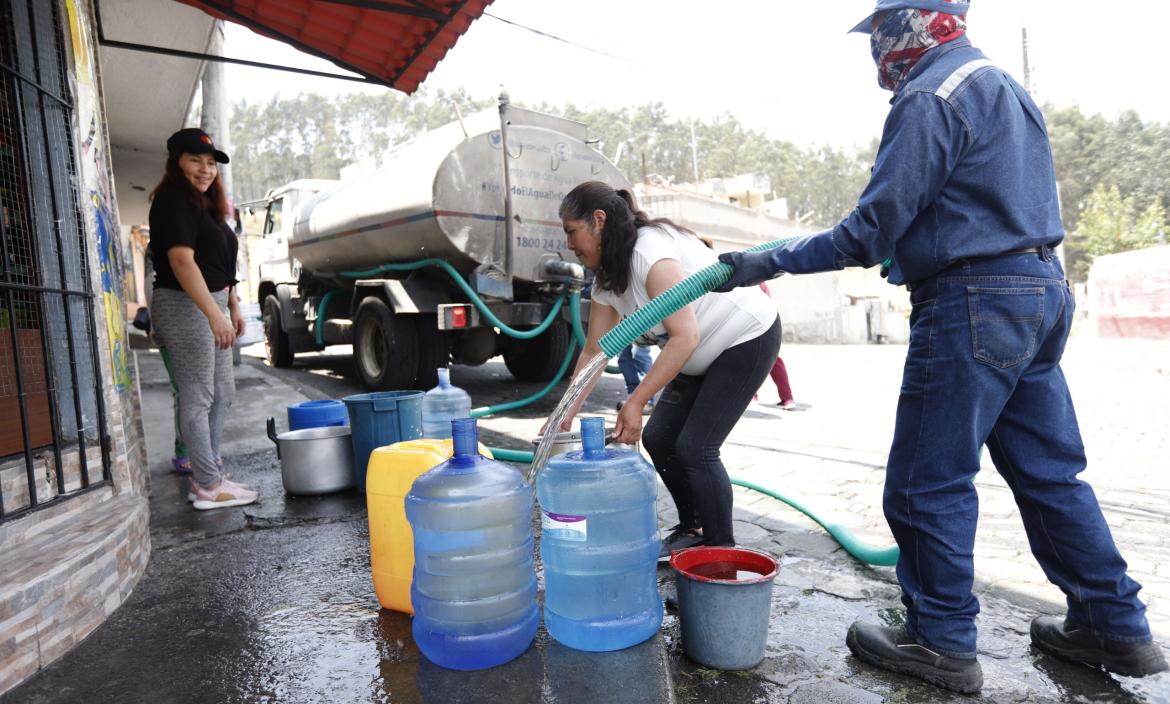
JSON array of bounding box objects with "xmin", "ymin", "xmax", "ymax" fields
[
  {"xmin": 1021, "ymin": 26, "xmax": 1032, "ymax": 94},
  {"xmin": 201, "ymin": 20, "xmax": 243, "ymax": 361},
  {"xmin": 201, "ymin": 21, "xmax": 232, "ymax": 208},
  {"xmin": 690, "ymin": 119, "xmax": 699, "ymax": 184}
]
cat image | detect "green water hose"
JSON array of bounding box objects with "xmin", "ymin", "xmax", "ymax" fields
[
  {"xmin": 335, "ymin": 258, "xmax": 580, "ymax": 417},
  {"xmin": 485, "ymin": 447, "xmax": 539, "ymax": 464},
  {"xmin": 338, "ymin": 258, "xmax": 566, "ymax": 340},
  {"xmin": 568, "ymin": 290, "xmax": 623, "ymax": 376},
  {"xmin": 315, "ymin": 289, "xmax": 342, "ymax": 347},
  {"xmin": 470, "ymin": 338, "xmax": 579, "ymax": 418},
  {"xmin": 483, "ymin": 446, "xmax": 898, "ymax": 567},
  {"xmin": 726, "ymin": 472, "xmax": 899, "ymax": 567},
  {"xmin": 327, "ymin": 247, "xmax": 899, "ymax": 565},
  {"xmin": 598, "ymin": 238, "xmax": 794, "ymax": 357}
]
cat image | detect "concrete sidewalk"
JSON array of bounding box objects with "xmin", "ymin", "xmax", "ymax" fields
[{"xmin": 4, "ymin": 341, "xmax": 1168, "ymax": 703}]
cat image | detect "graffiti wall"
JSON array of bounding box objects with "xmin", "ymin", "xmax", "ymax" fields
[{"xmin": 65, "ymin": 0, "xmax": 130, "ymax": 391}]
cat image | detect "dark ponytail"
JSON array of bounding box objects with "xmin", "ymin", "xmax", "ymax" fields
[{"xmin": 559, "ymin": 181, "xmax": 693, "ymax": 294}]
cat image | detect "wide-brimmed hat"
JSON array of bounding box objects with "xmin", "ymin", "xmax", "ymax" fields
[
  {"xmin": 848, "ymin": 0, "xmax": 970, "ymax": 33},
  {"xmin": 166, "ymin": 127, "xmax": 229, "ymax": 164}
]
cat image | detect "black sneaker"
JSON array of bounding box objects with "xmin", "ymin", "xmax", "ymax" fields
[
  {"xmin": 1030, "ymin": 616, "xmax": 1168, "ymax": 677},
  {"xmin": 658, "ymin": 524, "xmax": 704, "ymax": 560},
  {"xmin": 846, "ymin": 622, "xmax": 983, "ymax": 694}
]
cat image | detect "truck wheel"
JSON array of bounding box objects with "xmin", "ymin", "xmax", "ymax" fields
[
  {"xmin": 263, "ymin": 295, "xmax": 294, "ymax": 368},
  {"xmin": 504, "ymin": 320, "xmax": 576, "ymax": 382},
  {"xmin": 413, "ymin": 314, "xmax": 450, "ymax": 389},
  {"xmin": 353, "ymin": 296, "xmax": 418, "ymax": 390}
]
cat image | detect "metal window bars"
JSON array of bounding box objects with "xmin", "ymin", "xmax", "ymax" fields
[{"xmin": 0, "ymin": 0, "xmax": 111, "ymax": 521}]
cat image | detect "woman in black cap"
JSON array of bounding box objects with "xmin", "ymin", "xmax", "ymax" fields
[{"xmin": 148, "ymin": 128, "xmax": 257, "ymax": 510}]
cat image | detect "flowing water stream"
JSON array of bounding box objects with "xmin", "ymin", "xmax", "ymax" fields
[{"xmin": 525, "ymin": 351, "xmax": 609, "ymax": 482}]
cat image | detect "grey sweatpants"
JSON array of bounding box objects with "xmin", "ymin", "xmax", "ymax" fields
[{"xmin": 150, "ymin": 287, "xmax": 235, "ymax": 487}]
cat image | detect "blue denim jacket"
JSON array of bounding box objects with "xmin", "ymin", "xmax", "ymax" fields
[{"xmin": 770, "ymin": 38, "xmax": 1064, "ymax": 285}]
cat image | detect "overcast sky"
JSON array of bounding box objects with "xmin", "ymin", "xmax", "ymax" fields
[{"xmin": 225, "ymin": 1, "xmax": 1170, "ymax": 150}]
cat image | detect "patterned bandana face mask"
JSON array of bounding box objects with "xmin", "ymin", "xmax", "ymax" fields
[{"xmin": 870, "ymin": 8, "xmax": 967, "ymax": 91}]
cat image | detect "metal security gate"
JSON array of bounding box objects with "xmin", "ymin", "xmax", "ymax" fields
[{"xmin": 0, "ymin": 0, "xmax": 111, "ymax": 520}]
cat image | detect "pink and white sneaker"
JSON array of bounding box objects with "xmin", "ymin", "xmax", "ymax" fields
[
  {"xmin": 187, "ymin": 475, "xmax": 255, "ymax": 502},
  {"xmin": 191, "ymin": 479, "xmax": 259, "ymax": 510}
]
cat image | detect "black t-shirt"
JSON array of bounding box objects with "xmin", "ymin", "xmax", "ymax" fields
[{"xmin": 148, "ymin": 182, "xmax": 239, "ymax": 291}]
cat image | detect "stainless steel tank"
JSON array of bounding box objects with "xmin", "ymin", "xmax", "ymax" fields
[{"xmin": 289, "ymin": 106, "xmax": 631, "ymax": 284}]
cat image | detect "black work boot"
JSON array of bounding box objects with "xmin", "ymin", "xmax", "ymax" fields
[
  {"xmin": 1030, "ymin": 616, "xmax": 1169, "ymax": 677},
  {"xmin": 846, "ymin": 622, "xmax": 983, "ymax": 694}
]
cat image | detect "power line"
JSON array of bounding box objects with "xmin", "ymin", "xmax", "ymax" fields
[{"xmin": 482, "ymin": 12, "xmax": 630, "ymax": 63}]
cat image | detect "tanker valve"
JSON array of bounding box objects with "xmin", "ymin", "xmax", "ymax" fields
[{"xmin": 540, "ymin": 257, "xmax": 586, "ymax": 284}]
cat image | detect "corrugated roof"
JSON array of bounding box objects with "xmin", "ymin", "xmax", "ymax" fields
[{"xmin": 174, "ymin": 0, "xmax": 492, "ymax": 93}]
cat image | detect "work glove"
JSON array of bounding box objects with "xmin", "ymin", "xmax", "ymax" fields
[
  {"xmin": 714, "ymin": 232, "xmax": 846, "ymax": 293},
  {"xmin": 713, "ymin": 250, "xmax": 782, "ymax": 292}
]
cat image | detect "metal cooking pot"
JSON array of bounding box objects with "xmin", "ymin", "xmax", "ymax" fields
[
  {"xmin": 531, "ymin": 428, "xmax": 639, "ymax": 456},
  {"xmin": 266, "ymin": 417, "xmax": 356, "ymax": 495}
]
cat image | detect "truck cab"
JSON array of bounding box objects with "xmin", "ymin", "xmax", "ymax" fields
[{"xmin": 257, "ymin": 179, "xmax": 340, "ymax": 286}]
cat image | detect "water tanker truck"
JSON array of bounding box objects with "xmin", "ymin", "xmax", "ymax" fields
[{"xmin": 256, "ymin": 96, "xmax": 631, "ymax": 390}]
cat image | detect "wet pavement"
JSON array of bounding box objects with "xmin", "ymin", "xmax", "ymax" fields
[{"xmin": 4, "ymin": 339, "xmax": 1169, "ymax": 703}]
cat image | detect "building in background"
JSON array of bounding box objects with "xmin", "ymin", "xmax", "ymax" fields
[{"xmin": 637, "ymin": 179, "xmax": 911, "ymax": 344}]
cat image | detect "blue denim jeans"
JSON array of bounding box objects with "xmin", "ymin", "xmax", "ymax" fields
[
  {"xmin": 643, "ymin": 318, "xmax": 781, "ymax": 546},
  {"xmin": 617, "ymin": 345, "xmax": 653, "ymax": 396},
  {"xmin": 888, "ymin": 251, "xmax": 1151, "ymax": 658}
]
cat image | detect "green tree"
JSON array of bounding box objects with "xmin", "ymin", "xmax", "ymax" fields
[
  {"xmin": 1067, "ymin": 184, "xmax": 1166, "ymax": 279},
  {"xmin": 230, "ymin": 88, "xmax": 491, "ymax": 203}
]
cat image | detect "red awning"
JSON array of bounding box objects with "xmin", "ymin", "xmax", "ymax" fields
[{"xmin": 175, "ymin": 0, "xmax": 493, "ymax": 94}]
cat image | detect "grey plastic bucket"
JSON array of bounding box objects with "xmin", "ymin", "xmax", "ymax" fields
[{"xmin": 670, "ymin": 546, "xmax": 778, "ymax": 670}]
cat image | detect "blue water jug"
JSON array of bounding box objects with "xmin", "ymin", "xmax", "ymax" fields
[
  {"xmin": 537, "ymin": 416, "xmax": 662, "ymax": 651},
  {"xmin": 421, "ymin": 368, "xmax": 472, "ymax": 439},
  {"xmin": 405, "ymin": 417, "xmax": 539, "ymax": 670}
]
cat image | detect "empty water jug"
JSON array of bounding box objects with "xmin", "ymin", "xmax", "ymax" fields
[
  {"xmin": 537, "ymin": 416, "xmax": 662, "ymax": 651},
  {"xmin": 405, "ymin": 418, "xmax": 539, "ymax": 670},
  {"xmin": 422, "ymin": 368, "xmax": 472, "ymax": 439}
]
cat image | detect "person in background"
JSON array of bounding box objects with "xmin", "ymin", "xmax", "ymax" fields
[
  {"xmin": 759, "ymin": 281, "xmax": 797, "ymax": 410},
  {"xmin": 160, "ymin": 348, "xmax": 191, "ymax": 472},
  {"xmin": 143, "ymin": 244, "xmax": 192, "ymax": 474},
  {"xmin": 616, "ymin": 344, "xmax": 658, "ymax": 414},
  {"xmin": 715, "ymin": 0, "xmax": 1166, "ymax": 693},
  {"xmin": 551, "ymin": 181, "xmax": 779, "ymax": 557},
  {"xmin": 148, "ymin": 128, "xmax": 257, "ymax": 511}
]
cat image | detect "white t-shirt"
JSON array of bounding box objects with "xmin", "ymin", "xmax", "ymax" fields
[{"xmin": 591, "ymin": 224, "xmax": 777, "ymax": 376}]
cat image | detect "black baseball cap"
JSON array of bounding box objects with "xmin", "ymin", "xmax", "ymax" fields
[{"xmin": 166, "ymin": 128, "xmax": 229, "ymax": 164}]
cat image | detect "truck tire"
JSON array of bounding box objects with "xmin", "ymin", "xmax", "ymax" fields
[
  {"xmin": 504, "ymin": 320, "xmax": 576, "ymax": 382},
  {"xmin": 353, "ymin": 296, "xmax": 418, "ymax": 390},
  {"xmin": 413, "ymin": 314, "xmax": 450, "ymax": 389},
  {"xmin": 263, "ymin": 295, "xmax": 294, "ymax": 368}
]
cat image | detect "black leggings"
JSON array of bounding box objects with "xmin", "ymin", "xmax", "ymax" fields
[{"xmin": 642, "ymin": 317, "xmax": 781, "ymax": 546}]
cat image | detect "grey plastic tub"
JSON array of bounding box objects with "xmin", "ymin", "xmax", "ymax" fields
[{"xmin": 670, "ymin": 546, "xmax": 778, "ymax": 670}]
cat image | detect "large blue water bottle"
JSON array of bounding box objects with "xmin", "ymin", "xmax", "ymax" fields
[
  {"xmin": 405, "ymin": 417, "xmax": 539, "ymax": 669},
  {"xmin": 537, "ymin": 416, "xmax": 662, "ymax": 651},
  {"xmin": 421, "ymin": 368, "xmax": 472, "ymax": 439}
]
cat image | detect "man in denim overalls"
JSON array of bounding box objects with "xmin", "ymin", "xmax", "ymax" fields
[{"xmin": 716, "ymin": 0, "xmax": 1166, "ymax": 693}]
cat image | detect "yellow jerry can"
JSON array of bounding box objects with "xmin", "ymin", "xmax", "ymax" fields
[{"xmin": 365, "ymin": 438, "xmax": 493, "ymax": 614}]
